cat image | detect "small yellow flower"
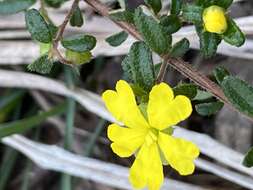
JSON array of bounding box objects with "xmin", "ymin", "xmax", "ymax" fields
[
  {"xmin": 102, "ymin": 80, "xmax": 200, "ymax": 190},
  {"xmin": 202, "ymin": 5, "xmax": 228, "ymax": 34}
]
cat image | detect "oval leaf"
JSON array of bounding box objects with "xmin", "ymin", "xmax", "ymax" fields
[
  {"xmin": 160, "ymin": 15, "xmax": 182, "ymax": 34},
  {"xmin": 193, "ymin": 90, "xmax": 213, "ymax": 101},
  {"xmin": 170, "ymin": 38, "xmax": 190, "ymax": 57},
  {"xmin": 62, "ymin": 34, "xmax": 97, "ymax": 52},
  {"xmin": 213, "ymin": 66, "xmax": 230, "ymax": 84},
  {"xmin": 134, "ymin": 8, "xmax": 170, "ymax": 55},
  {"xmin": 109, "ymin": 10, "xmax": 134, "ymax": 24},
  {"xmin": 222, "ymin": 18, "xmax": 245, "ymax": 47},
  {"xmin": 66, "ymin": 50, "xmax": 92, "ymax": 65},
  {"xmin": 196, "ymin": 26, "xmax": 221, "ymax": 57},
  {"xmin": 25, "ymin": 9, "xmax": 52, "ymax": 43},
  {"xmin": 106, "ymin": 31, "xmax": 128, "ymax": 47},
  {"xmin": 182, "ymin": 4, "xmax": 203, "ymax": 24},
  {"xmin": 243, "ymin": 147, "xmax": 253, "ymax": 168},
  {"xmin": 27, "ymin": 54, "xmax": 54, "ymax": 74},
  {"xmin": 70, "ymin": 6, "xmax": 84, "ymax": 27},
  {"xmin": 122, "ymin": 42, "xmax": 155, "ymax": 91},
  {"xmin": 221, "ymin": 76, "xmax": 253, "ymax": 117},
  {"xmin": 173, "ymin": 83, "xmax": 197, "ymax": 99},
  {"xmin": 195, "ymin": 101, "xmax": 224, "ymax": 116}
]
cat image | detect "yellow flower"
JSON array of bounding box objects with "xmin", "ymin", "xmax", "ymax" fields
[
  {"xmin": 102, "ymin": 80, "xmax": 200, "ymax": 190},
  {"xmin": 202, "ymin": 5, "xmax": 228, "ymax": 34}
]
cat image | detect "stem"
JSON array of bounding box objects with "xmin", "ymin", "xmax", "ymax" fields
[
  {"xmin": 52, "ymin": 0, "xmax": 80, "ymax": 65},
  {"xmin": 0, "ymin": 104, "xmax": 21, "ymax": 190},
  {"xmin": 84, "ymin": 119, "xmax": 106, "ymax": 157},
  {"xmin": 83, "ymin": 0, "xmax": 253, "ymax": 122},
  {"xmin": 60, "ymin": 67, "xmax": 76, "ymax": 190},
  {"xmin": 156, "ymin": 56, "xmax": 169, "ymax": 83},
  {"xmin": 54, "ymin": 0, "xmax": 80, "ymax": 43}
]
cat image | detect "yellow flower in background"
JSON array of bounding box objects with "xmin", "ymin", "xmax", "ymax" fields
[
  {"xmin": 203, "ymin": 5, "xmax": 228, "ymax": 34},
  {"xmin": 102, "ymin": 80, "xmax": 200, "ymax": 190}
]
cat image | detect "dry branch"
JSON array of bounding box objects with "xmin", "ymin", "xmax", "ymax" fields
[
  {"xmin": 0, "ymin": 69, "xmax": 253, "ymax": 188},
  {"xmin": 1, "ymin": 135, "xmax": 206, "ymax": 190}
]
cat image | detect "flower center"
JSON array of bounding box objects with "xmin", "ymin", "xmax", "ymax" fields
[{"xmin": 145, "ymin": 128, "xmax": 158, "ymax": 146}]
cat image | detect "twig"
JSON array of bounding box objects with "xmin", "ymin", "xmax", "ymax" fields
[
  {"xmin": 82, "ymin": 0, "xmax": 142, "ymax": 39},
  {"xmin": 156, "ymin": 56, "xmax": 169, "ymax": 83},
  {"xmin": 54, "ymin": 0, "xmax": 80, "ymax": 43},
  {"xmin": 52, "ymin": 0, "xmax": 80, "ymax": 65},
  {"xmin": 83, "ymin": 0, "xmax": 253, "ymax": 121}
]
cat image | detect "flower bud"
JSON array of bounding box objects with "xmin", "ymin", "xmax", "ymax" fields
[{"xmin": 202, "ymin": 5, "xmax": 227, "ymax": 34}]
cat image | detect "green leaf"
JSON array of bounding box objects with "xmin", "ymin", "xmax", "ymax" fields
[
  {"xmin": 0, "ymin": 103, "xmax": 66, "ymax": 139},
  {"xmin": 62, "ymin": 34, "xmax": 96, "ymax": 52},
  {"xmin": 160, "ymin": 15, "xmax": 182, "ymax": 34},
  {"xmin": 44, "ymin": 0, "xmax": 66, "ymax": 8},
  {"xmin": 196, "ymin": 26, "xmax": 221, "ymax": 57},
  {"xmin": 173, "ymin": 83, "xmax": 197, "ymax": 99},
  {"xmin": 122, "ymin": 41, "xmax": 155, "ymax": 91},
  {"xmin": 131, "ymin": 84, "xmax": 148, "ymax": 97},
  {"xmin": 213, "ymin": 66, "xmax": 230, "ymax": 84},
  {"xmin": 134, "ymin": 8, "xmax": 170, "ymax": 55},
  {"xmin": 221, "ymin": 76, "xmax": 253, "ymax": 117},
  {"xmin": 109, "ymin": 10, "xmax": 134, "ymax": 24},
  {"xmin": 144, "ymin": 0, "xmax": 162, "ymax": 14},
  {"xmin": 105, "ymin": 31, "xmax": 128, "ymax": 47},
  {"xmin": 27, "ymin": 54, "xmax": 54, "ymax": 74},
  {"xmin": 195, "ymin": 101, "xmax": 224, "ymax": 116},
  {"xmin": 171, "ymin": 0, "xmax": 183, "ymax": 15},
  {"xmin": 25, "ymin": 9, "xmax": 52, "ymax": 43},
  {"xmin": 170, "ymin": 38, "xmax": 190, "ymax": 57},
  {"xmin": 0, "ymin": 0, "xmax": 35, "ymax": 15},
  {"xmin": 182, "ymin": 4, "xmax": 203, "ymax": 24},
  {"xmin": 193, "ymin": 90, "xmax": 213, "ymax": 101},
  {"xmin": 39, "ymin": 43, "xmax": 52, "ymax": 55},
  {"xmin": 243, "ymin": 147, "xmax": 253, "ymax": 167},
  {"xmin": 0, "ymin": 147, "xmax": 18, "ymax": 190},
  {"xmin": 0, "ymin": 91, "xmax": 25, "ymax": 122},
  {"xmin": 70, "ymin": 6, "xmax": 84, "ymax": 27},
  {"xmin": 222, "ymin": 18, "xmax": 245, "ymax": 47},
  {"xmin": 48, "ymin": 23, "xmax": 58, "ymax": 38},
  {"xmin": 66, "ymin": 50, "xmax": 92, "ymax": 65}
]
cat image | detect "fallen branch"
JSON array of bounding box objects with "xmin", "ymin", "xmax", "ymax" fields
[
  {"xmin": 0, "ymin": 69, "xmax": 253, "ymax": 184},
  {"xmin": 1, "ymin": 135, "xmax": 206, "ymax": 190}
]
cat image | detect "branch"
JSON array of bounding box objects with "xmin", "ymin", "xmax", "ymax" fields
[
  {"xmin": 83, "ymin": 0, "xmax": 253, "ymax": 122},
  {"xmin": 1, "ymin": 69, "xmax": 253, "ymax": 180},
  {"xmin": 52, "ymin": 0, "xmax": 80, "ymax": 65}
]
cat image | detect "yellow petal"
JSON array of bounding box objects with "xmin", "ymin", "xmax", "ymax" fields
[
  {"xmin": 129, "ymin": 142, "xmax": 163, "ymax": 190},
  {"xmin": 108, "ymin": 124, "xmax": 147, "ymax": 157},
  {"xmin": 102, "ymin": 80, "xmax": 149, "ymax": 129},
  {"xmin": 203, "ymin": 5, "xmax": 227, "ymax": 34},
  {"xmin": 147, "ymin": 82, "xmax": 192, "ymax": 130},
  {"xmin": 158, "ymin": 132, "xmax": 200, "ymax": 176}
]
